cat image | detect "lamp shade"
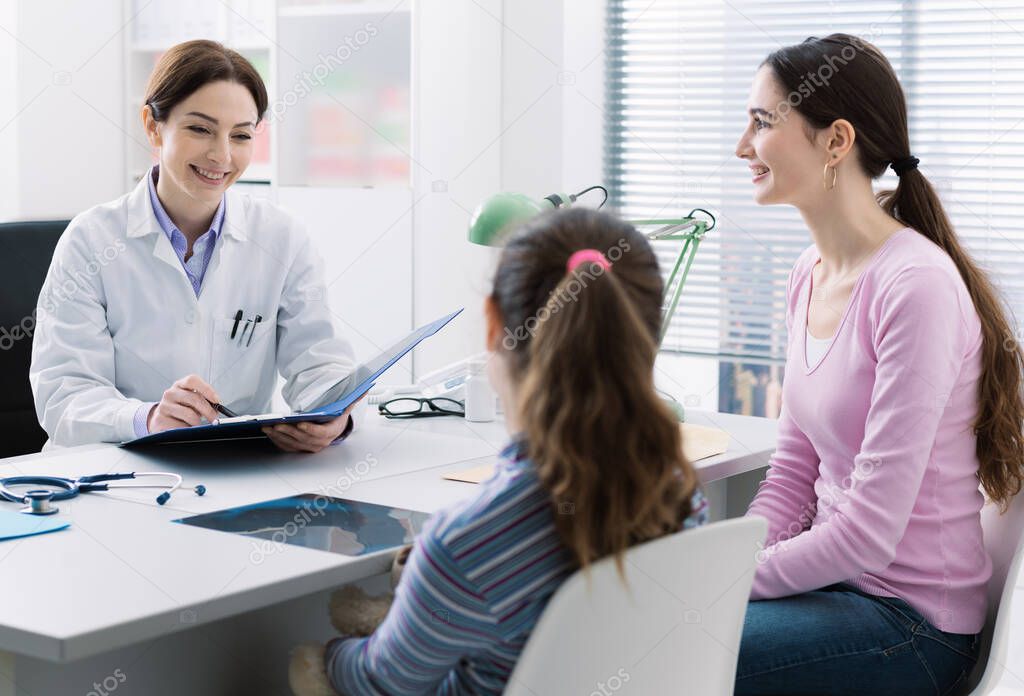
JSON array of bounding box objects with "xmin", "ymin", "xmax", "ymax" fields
[{"xmin": 467, "ymin": 192, "xmax": 548, "ymax": 247}]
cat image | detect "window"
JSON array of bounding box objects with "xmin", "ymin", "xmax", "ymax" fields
[{"xmin": 606, "ymin": 0, "xmax": 1024, "ymax": 413}]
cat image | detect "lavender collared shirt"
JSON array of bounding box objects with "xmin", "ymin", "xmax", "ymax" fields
[
  {"xmin": 148, "ymin": 165, "xmax": 225, "ymax": 296},
  {"xmin": 132, "ymin": 166, "xmax": 225, "ymax": 436}
]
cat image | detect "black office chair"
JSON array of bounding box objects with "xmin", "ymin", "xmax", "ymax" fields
[{"xmin": 0, "ymin": 220, "xmax": 69, "ymax": 457}]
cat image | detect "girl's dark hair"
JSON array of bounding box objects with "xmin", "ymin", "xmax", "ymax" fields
[
  {"xmin": 765, "ymin": 34, "xmax": 1024, "ymax": 509},
  {"xmin": 490, "ymin": 207, "xmax": 700, "ymax": 571},
  {"xmin": 144, "ymin": 40, "xmax": 268, "ymax": 122}
]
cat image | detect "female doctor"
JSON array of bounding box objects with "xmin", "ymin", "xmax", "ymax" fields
[{"xmin": 30, "ymin": 40, "xmax": 356, "ymax": 453}]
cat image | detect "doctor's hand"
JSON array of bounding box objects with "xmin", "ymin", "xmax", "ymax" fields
[
  {"xmin": 147, "ymin": 374, "xmax": 222, "ymax": 434},
  {"xmin": 261, "ymin": 401, "xmax": 358, "ymax": 454}
]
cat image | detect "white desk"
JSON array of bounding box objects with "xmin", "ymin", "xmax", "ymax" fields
[{"xmin": 0, "ymin": 409, "xmax": 776, "ymax": 696}]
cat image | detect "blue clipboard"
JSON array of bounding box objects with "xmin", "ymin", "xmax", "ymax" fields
[{"xmin": 121, "ymin": 308, "xmax": 463, "ymax": 448}]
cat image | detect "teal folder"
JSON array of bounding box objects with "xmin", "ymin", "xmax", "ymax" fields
[{"xmin": 0, "ymin": 509, "xmax": 68, "ymax": 541}]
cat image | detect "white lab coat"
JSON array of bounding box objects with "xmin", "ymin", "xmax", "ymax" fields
[{"xmin": 30, "ymin": 175, "xmax": 355, "ymax": 448}]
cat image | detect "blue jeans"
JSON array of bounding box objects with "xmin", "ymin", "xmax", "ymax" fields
[{"xmin": 735, "ymin": 583, "xmax": 980, "ymax": 696}]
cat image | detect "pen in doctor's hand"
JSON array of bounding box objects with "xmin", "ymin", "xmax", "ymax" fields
[
  {"xmin": 150, "ymin": 376, "xmax": 222, "ymax": 433},
  {"xmin": 215, "ymin": 402, "xmax": 239, "ymax": 418},
  {"xmin": 193, "ymin": 389, "xmax": 237, "ymax": 419}
]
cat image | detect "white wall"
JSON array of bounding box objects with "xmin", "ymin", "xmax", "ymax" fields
[
  {"xmin": 561, "ymin": 0, "xmax": 607, "ymax": 189},
  {"xmin": 498, "ymin": 2, "xmax": 565, "ymax": 194},
  {"xmin": 499, "ymin": 0, "xmax": 605, "ymax": 197},
  {"xmin": 0, "ymin": 0, "xmax": 125, "ymax": 221},
  {"xmin": 406, "ymin": 0, "xmax": 608, "ymax": 377},
  {"xmin": 0, "ymin": 1, "xmax": 19, "ymax": 221},
  {"xmin": 409, "ymin": 0, "xmax": 504, "ymax": 376},
  {"xmin": 494, "ymin": 0, "xmax": 719, "ymax": 409},
  {"xmin": 278, "ymin": 186, "xmax": 414, "ymax": 382}
]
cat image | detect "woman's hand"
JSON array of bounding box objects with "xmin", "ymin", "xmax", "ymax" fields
[
  {"xmin": 262, "ymin": 401, "xmax": 358, "ymax": 453},
  {"xmin": 148, "ymin": 374, "xmax": 221, "ymax": 433}
]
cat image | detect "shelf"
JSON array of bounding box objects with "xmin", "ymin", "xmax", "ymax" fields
[
  {"xmin": 130, "ymin": 42, "xmax": 270, "ymax": 52},
  {"xmin": 242, "ymin": 163, "xmax": 273, "ymax": 181},
  {"xmin": 130, "ymin": 43, "xmax": 175, "ymax": 53},
  {"xmin": 278, "ymin": 2, "xmax": 410, "ymax": 18},
  {"xmin": 231, "ymin": 44, "xmax": 273, "ymax": 52}
]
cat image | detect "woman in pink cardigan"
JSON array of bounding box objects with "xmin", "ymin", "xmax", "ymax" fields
[{"xmin": 733, "ymin": 34, "xmax": 1024, "ymax": 695}]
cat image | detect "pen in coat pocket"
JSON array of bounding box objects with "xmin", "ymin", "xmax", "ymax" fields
[
  {"xmin": 246, "ymin": 314, "xmax": 262, "ymax": 347},
  {"xmin": 230, "ymin": 309, "xmax": 243, "ymax": 339},
  {"xmin": 239, "ymin": 317, "xmax": 252, "ymax": 345}
]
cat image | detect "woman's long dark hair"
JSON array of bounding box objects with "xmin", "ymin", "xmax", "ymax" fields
[
  {"xmin": 765, "ymin": 34, "xmax": 1024, "ymax": 509},
  {"xmin": 490, "ymin": 208, "xmax": 700, "ymax": 571}
]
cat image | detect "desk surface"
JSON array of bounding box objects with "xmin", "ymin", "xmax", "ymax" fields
[{"xmin": 0, "ymin": 409, "xmax": 776, "ymax": 662}]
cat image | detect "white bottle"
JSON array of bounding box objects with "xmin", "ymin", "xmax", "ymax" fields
[{"xmin": 464, "ymin": 357, "xmax": 496, "ymax": 422}]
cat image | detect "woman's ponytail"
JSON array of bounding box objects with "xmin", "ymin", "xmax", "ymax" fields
[{"xmin": 880, "ymin": 169, "xmax": 1024, "ymax": 509}]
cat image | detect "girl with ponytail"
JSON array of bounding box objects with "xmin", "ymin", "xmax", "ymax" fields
[
  {"xmin": 303, "ymin": 207, "xmax": 708, "ymax": 695},
  {"xmin": 733, "ymin": 34, "xmax": 1024, "ymax": 695}
]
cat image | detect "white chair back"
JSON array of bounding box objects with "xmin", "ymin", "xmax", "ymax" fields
[
  {"xmin": 504, "ymin": 515, "xmax": 767, "ymax": 696},
  {"xmin": 963, "ymin": 488, "xmax": 1024, "ymax": 694}
]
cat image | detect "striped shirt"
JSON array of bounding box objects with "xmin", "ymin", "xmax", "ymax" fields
[{"xmin": 327, "ymin": 437, "xmax": 710, "ymax": 695}]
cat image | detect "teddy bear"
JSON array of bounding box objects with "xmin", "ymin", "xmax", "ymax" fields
[{"xmin": 288, "ymin": 545, "xmax": 412, "ymax": 696}]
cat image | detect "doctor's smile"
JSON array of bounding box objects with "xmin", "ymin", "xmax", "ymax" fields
[{"xmin": 190, "ymin": 164, "xmax": 231, "ymax": 185}]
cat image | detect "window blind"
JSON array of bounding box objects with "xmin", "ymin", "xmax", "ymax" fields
[{"xmin": 606, "ymin": 0, "xmax": 1024, "ymax": 362}]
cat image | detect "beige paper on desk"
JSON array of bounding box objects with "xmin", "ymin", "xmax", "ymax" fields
[{"xmin": 442, "ymin": 422, "xmax": 731, "ymax": 484}]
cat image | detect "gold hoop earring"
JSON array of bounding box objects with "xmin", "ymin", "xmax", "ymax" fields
[{"xmin": 823, "ymin": 161, "xmax": 838, "ymax": 191}]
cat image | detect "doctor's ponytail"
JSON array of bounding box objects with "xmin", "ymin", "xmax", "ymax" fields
[{"xmin": 490, "ymin": 208, "xmax": 700, "ymax": 573}]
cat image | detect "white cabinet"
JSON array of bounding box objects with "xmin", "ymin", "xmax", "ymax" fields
[{"xmin": 275, "ymin": 4, "xmax": 411, "ymax": 188}]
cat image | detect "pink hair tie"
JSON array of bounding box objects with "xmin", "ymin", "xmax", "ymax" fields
[{"xmin": 566, "ymin": 249, "xmax": 611, "ymax": 274}]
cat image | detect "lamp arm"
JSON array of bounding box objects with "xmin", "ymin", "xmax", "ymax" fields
[
  {"xmin": 627, "ymin": 208, "xmax": 714, "ymax": 345},
  {"xmin": 658, "ymin": 233, "xmax": 702, "ymax": 344}
]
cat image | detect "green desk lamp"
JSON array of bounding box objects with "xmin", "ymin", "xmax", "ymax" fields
[{"xmin": 468, "ymin": 186, "xmax": 715, "ymax": 421}]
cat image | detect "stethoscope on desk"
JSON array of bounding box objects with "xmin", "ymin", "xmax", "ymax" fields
[{"xmin": 0, "ymin": 472, "xmax": 207, "ymax": 515}]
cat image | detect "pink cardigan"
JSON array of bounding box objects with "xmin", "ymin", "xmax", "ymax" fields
[{"xmin": 746, "ymin": 227, "xmax": 991, "ymax": 634}]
